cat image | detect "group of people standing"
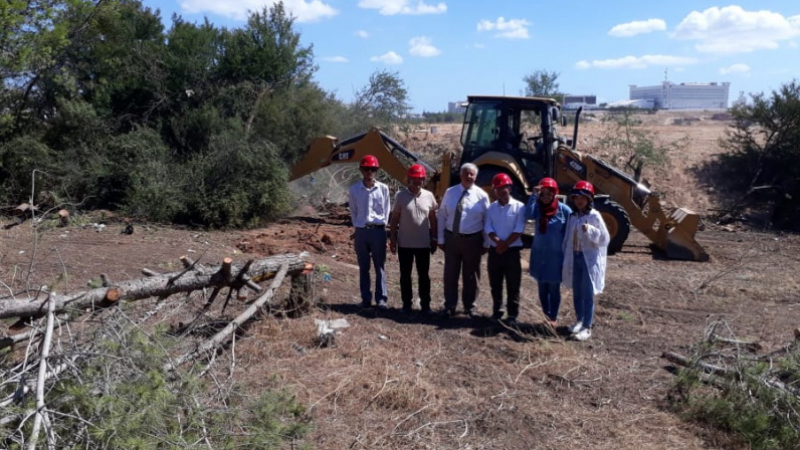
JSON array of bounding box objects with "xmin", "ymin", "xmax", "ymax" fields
[{"xmin": 347, "ymin": 155, "xmax": 610, "ymax": 341}]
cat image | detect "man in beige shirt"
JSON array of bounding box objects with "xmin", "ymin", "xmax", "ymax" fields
[{"xmin": 389, "ymin": 164, "xmax": 438, "ymax": 315}]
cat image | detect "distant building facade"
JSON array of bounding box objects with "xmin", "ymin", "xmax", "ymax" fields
[
  {"xmin": 629, "ymin": 82, "xmax": 730, "ymax": 110},
  {"xmin": 563, "ymin": 94, "xmax": 597, "ymax": 110},
  {"xmin": 447, "ymin": 101, "xmax": 466, "ymax": 114}
]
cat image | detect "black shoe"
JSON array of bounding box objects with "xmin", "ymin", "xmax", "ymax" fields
[
  {"xmin": 360, "ymin": 302, "xmax": 372, "ymax": 309},
  {"xmin": 420, "ymin": 307, "xmax": 433, "ymax": 316},
  {"xmin": 466, "ymin": 309, "xmax": 480, "ymax": 319},
  {"xmin": 491, "ymin": 311, "xmax": 504, "ymax": 321},
  {"xmin": 439, "ymin": 308, "xmax": 456, "ymax": 318},
  {"xmin": 504, "ymin": 317, "xmax": 518, "ymax": 327},
  {"xmin": 399, "ymin": 306, "xmax": 413, "ymax": 315}
]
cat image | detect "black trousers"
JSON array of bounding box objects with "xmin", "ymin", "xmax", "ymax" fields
[
  {"xmin": 487, "ymin": 247, "xmax": 521, "ymax": 319},
  {"xmin": 398, "ymin": 247, "xmax": 431, "ymax": 310}
]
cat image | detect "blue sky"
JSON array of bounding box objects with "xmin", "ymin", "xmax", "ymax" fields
[{"xmin": 141, "ymin": 0, "xmax": 799, "ymax": 112}]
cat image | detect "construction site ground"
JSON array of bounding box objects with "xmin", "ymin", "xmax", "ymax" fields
[{"xmin": 2, "ymin": 111, "xmax": 800, "ymax": 449}]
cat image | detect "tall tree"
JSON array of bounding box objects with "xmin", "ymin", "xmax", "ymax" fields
[
  {"xmin": 349, "ymin": 69, "xmax": 410, "ymax": 132},
  {"xmin": 522, "ymin": 69, "xmax": 562, "ymax": 101}
]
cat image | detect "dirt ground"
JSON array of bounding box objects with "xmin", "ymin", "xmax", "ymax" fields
[{"xmin": 2, "ymin": 112, "xmax": 799, "ymax": 449}]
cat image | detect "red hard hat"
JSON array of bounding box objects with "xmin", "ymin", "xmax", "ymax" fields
[
  {"xmin": 360, "ymin": 155, "xmax": 379, "ymax": 168},
  {"xmin": 492, "ymin": 173, "xmax": 513, "ymax": 189},
  {"xmin": 570, "ymin": 180, "xmax": 595, "ymax": 198},
  {"xmin": 407, "ymin": 164, "xmax": 426, "ymax": 178},
  {"xmin": 539, "ymin": 177, "xmax": 559, "ymax": 195}
]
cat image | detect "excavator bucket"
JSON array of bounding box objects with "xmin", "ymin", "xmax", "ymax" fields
[{"xmin": 664, "ymin": 208, "xmax": 709, "ymax": 262}]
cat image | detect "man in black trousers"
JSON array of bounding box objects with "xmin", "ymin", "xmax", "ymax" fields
[{"xmin": 484, "ymin": 173, "xmax": 526, "ymax": 324}]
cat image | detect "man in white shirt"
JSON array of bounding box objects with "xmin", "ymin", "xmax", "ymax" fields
[
  {"xmin": 437, "ymin": 163, "xmax": 491, "ymax": 317},
  {"xmin": 485, "ymin": 173, "xmax": 526, "ymax": 323},
  {"xmin": 348, "ymin": 155, "xmax": 391, "ymax": 309}
]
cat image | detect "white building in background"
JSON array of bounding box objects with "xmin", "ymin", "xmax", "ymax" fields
[
  {"xmin": 563, "ymin": 94, "xmax": 597, "ymax": 110},
  {"xmin": 447, "ymin": 101, "xmax": 466, "ymax": 114},
  {"xmin": 629, "ymin": 81, "xmax": 730, "ymax": 110}
]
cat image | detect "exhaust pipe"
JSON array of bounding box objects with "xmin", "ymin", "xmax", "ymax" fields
[{"xmin": 572, "ymin": 106, "xmax": 583, "ymax": 150}]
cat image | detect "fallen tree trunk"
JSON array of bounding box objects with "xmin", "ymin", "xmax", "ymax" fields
[
  {"xmin": 164, "ymin": 263, "xmax": 290, "ymax": 371},
  {"xmin": 0, "ymin": 253, "xmax": 311, "ymax": 320}
]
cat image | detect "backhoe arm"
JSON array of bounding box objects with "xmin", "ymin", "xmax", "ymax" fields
[{"xmin": 289, "ymin": 128, "xmax": 450, "ymax": 200}]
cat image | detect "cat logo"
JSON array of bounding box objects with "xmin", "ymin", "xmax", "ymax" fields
[{"xmin": 334, "ymin": 150, "xmax": 355, "ymax": 161}]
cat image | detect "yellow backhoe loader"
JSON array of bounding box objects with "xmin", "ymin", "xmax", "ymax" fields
[{"xmin": 289, "ymin": 96, "xmax": 709, "ymax": 261}]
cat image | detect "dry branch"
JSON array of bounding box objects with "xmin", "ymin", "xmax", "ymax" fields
[
  {"xmin": 0, "ymin": 253, "xmax": 309, "ymax": 320},
  {"xmin": 662, "ymin": 351, "xmax": 736, "ymax": 379},
  {"xmin": 27, "ymin": 295, "xmax": 56, "ymax": 450},
  {"xmin": 164, "ymin": 263, "xmax": 290, "ymax": 371}
]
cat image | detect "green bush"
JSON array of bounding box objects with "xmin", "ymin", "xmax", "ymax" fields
[
  {"xmin": 179, "ymin": 131, "xmax": 293, "ymax": 228},
  {"xmin": 709, "ymin": 80, "xmax": 800, "ymax": 230},
  {"xmin": 2, "ymin": 325, "xmax": 311, "ymax": 449},
  {"xmin": 669, "ymin": 345, "xmax": 800, "ymax": 450},
  {"xmin": 0, "ymin": 135, "xmax": 53, "ymax": 204}
]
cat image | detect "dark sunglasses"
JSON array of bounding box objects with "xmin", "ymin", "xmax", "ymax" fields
[{"xmin": 361, "ymin": 167, "xmax": 378, "ymax": 172}]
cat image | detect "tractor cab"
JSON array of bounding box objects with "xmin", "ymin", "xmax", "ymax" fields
[{"xmin": 458, "ymin": 96, "xmax": 565, "ymax": 200}]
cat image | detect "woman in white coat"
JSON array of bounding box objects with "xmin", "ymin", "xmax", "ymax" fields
[{"xmin": 562, "ymin": 181, "xmax": 610, "ymax": 341}]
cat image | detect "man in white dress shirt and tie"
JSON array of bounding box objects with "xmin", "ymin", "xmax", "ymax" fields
[{"xmin": 437, "ymin": 163, "xmax": 491, "ymax": 317}]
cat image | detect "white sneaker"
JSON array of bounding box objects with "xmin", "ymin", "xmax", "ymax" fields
[
  {"xmin": 568, "ymin": 322, "xmax": 584, "ymax": 334},
  {"xmin": 574, "ymin": 328, "xmax": 592, "ymax": 341}
]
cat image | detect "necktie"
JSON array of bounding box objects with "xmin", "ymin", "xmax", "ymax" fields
[{"xmin": 452, "ymin": 189, "xmax": 468, "ymax": 235}]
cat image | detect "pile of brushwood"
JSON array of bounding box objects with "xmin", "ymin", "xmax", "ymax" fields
[{"xmin": 665, "ymin": 321, "xmax": 800, "ymax": 450}]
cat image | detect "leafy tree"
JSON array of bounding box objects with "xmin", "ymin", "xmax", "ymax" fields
[
  {"xmin": 346, "ymin": 69, "xmax": 410, "ymax": 134},
  {"xmin": 522, "ymin": 69, "xmax": 562, "ymax": 101},
  {"xmin": 715, "ymin": 80, "xmax": 800, "ymax": 230}
]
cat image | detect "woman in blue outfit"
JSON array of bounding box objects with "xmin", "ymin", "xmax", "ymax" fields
[{"xmin": 524, "ymin": 178, "xmax": 572, "ymax": 327}]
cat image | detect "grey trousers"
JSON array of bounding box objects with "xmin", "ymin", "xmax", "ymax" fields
[{"xmin": 443, "ymin": 231, "xmax": 484, "ymax": 311}]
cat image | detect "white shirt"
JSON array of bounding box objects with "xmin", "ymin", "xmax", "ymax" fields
[
  {"xmin": 437, "ymin": 184, "xmax": 490, "ymax": 242},
  {"xmin": 484, "ymin": 199, "xmax": 526, "ymax": 247},
  {"xmin": 561, "ymin": 209, "xmax": 610, "ymax": 294},
  {"xmin": 348, "ymin": 180, "xmax": 390, "ymax": 228}
]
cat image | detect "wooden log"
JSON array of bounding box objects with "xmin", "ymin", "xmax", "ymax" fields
[
  {"xmin": 164, "ymin": 263, "xmax": 290, "ymax": 371},
  {"xmin": 0, "ymin": 254, "xmax": 309, "ymax": 320},
  {"xmin": 180, "ymin": 255, "xmax": 194, "ymax": 269},
  {"xmin": 58, "ymin": 209, "xmax": 69, "ymax": 227},
  {"xmin": 662, "ymin": 351, "xmax": 737, "ymax": 379},
  {"xmin": 104, "ymin": 288, "xmax": 120, "ymax": 303}
]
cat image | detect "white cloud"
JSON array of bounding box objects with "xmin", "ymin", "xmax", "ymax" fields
[
  {"xmin": 370, "ymin": 51, "xmax": 403, "ymax": 64},
  {"xmin": 408, "ymin": 36, "xmax": 441, "ymax": 57},
  {"xmin": 719, "ymin": 63, "xmax": 750, "ymax": 75},
  {"xmin": 356, "ymin": 30, "xmax": 370, "ymax": 39},
  {"xmin": 575, "ymin": 55, "xmax": 699, "ymax": 70},
  {"xmin": 473, "ymin": 43, "xmax": 485, "ymax": 49},
  {"xmin": 673, "ymin": 6, "xmax": 800, "ymax": 54},
  {"xmin": 608, "ymin": 18, "xmax": 666, "ymax": 37},
  {"xmin": 477, "ymin": 17, "xmax": 530, "ymax": 39},
  {"xmin": 322, "ymin": 56, "xmax": 348, "ymax": 63},
  {"xmin": 358, "ymin": 0, "xmax": 446, "ymax": 15},
  {"xmin": 180, "ymin": 0, "xmax": 337, "ymax": 22}
]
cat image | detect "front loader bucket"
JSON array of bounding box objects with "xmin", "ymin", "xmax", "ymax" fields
[{"xmin": 664, "ymin": 208, "xmax": 709, "ymax": 262}]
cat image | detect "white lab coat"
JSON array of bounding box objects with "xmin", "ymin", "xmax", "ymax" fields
[{"xmin": 561, "ymin": 209, "xmax": 610, "ymax": 294}]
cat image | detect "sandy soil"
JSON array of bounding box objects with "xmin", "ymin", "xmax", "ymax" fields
[{"xmin": 2, "ymin": 111, "xmax": 798, "ymax": 449}]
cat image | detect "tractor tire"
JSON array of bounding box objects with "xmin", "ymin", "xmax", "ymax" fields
[
  {"xmin": 593, "ymin": 197, "xmax": 630, "ymax": 255},
  {"xmin": 475, "ymin": 167, "xmax": 527, "ymax": 203}
]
